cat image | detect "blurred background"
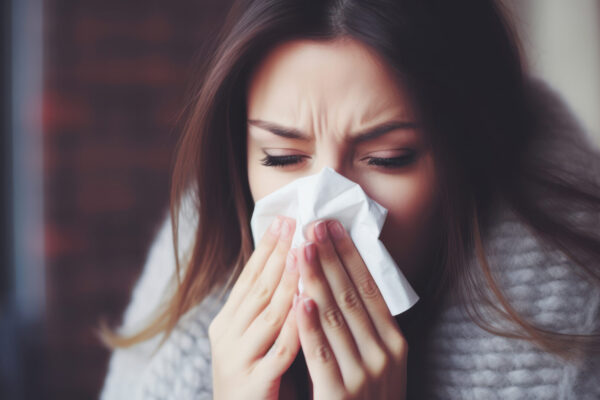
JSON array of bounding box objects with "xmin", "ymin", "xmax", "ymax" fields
[{"xmin": 0, "ymin": 0, "xmax": 598, "ymax": 399}]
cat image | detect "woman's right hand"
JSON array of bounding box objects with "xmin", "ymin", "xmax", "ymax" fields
[{"xmin": 209, "ymin": 216, "xmax": 301, "ymax": 400}]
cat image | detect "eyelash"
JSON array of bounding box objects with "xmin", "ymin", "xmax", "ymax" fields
[
  {"xmin": 259, "ymin": 152, "xmax": 416, "ymax": 169},
  {"xmin": 260, "ymin": 155, "xmax": 306, "ymax": 167}
]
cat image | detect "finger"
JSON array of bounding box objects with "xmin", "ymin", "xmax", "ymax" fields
[
  {"xmin": 255, "ymin": 305, "xmax": 301, "ymax": 380},
  {"xmin": 311, "ymin": 220, "xmax": 385, "ymax": 364},
  {"xmin": 242, "ymin": 248, "xmax": 299, "ymax": 358},
  {"xmin": 298, "ymin": 240, "xmax": 364, "ymax": 384},
  {"xmin": 231, "ymin": 218, "xmax": 296, "ymax": 334},
  {"xmin": 219, "ymin": 216, "xmax": 284, "ymax": 318},
  {"xmin": 326, "ymin": 220, "xmax": 403, "ymax": 352},
  {"xmin": 295, "ymin": 294, "xmax": 345, "ymax": 396}
]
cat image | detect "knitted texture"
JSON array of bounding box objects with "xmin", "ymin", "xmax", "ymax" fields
[
  {"xmin": 422, "ymin": 204, "xmax": 600, "ymax": 400},
  {"xmin": 100, "ymin": 78, "xmax": 600, "ymax": 399}
]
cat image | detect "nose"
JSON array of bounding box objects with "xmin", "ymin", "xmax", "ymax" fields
[
  {"xmin": 311, "ymin": 140, "xmax": 361, "ymax": 183},
  {"xmin": 315, "ymin": 155, "xmax": 358, "ymax": 184},
  {"xmin": 316, "ymin": 153, "xmax": 345, "ymax": 176}
]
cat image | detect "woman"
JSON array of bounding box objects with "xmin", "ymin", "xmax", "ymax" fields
[{"xmin": 100, "ymin": 0, "xmax": 600, "ymax": 398}]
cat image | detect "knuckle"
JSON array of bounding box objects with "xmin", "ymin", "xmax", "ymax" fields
[
  {"xmin": 338, "ymin": 288, "xmax": 361, "ymax": 312},
  {"xmin": 346, "ymin": 370, "xmax": 367, "ymax": 395},
  {"xmin": 358, "ymin": 276, "xmax": 380, "ymax": 300},
  {"xmin": 250, "ymin": 280, "xmax": 271, "ymax": 303},
  {"xmin": 262, "ymin": 307, "xmax": 283, "ymax": 328},
  {"xmin": 388, "ymin": 331, "xmax": 409, "ymax": 361},
  {"xmin": 313, "ymin": 344, "xmax": 333, "ymax": 363},
  {"xmin": 323, "ymin": 306, "xmax": 345, "ymax": 329},
  {"xmin": 274, "ymin": 343, "xmax": 289, "ymax": 358},
  {"xmin": 367, "ymin": 349, "xmax": 390, "ymax": 376}
]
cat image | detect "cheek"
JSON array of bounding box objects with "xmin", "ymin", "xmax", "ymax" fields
[
  {"xmin": 248, "ymin": 169, "xmax": 293, "ymax": 201},
  {"xmin": 365, "ymin": 157, "xmax": 438, "ymax": 227},
  {"xmin": 366, "ymin": 156, "xmax": 439, "ymax": 278},
  {"xmin": 378, "ymin": 176, "xmax": 437, "ymax": 228}
]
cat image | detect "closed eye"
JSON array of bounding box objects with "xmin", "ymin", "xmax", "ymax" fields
[
  {"xmin": 363, "ymin": 152, "xmax": 416, "ymax": 168},
  {"xmin": 260, "ymin": 154, "xmax": 306, "ymax": 167},
  {"xmin": 260, "ymin": 152, "xmax": 417, "ymax": 169}
]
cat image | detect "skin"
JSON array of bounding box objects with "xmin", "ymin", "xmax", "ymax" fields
[
  {"xmin": 246, "ymin": 38, "xmax": 439, "ymax": 288},
  {"xmin": 210, "ymin": 38, "xmax": 440, "ymax": 399}
]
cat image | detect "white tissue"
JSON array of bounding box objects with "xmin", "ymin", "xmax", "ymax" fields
[{"xmin": 250, "ymin": 167, "xmax": 419, "ymax": 316}]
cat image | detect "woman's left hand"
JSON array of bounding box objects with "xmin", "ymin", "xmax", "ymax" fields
[{"xmin": 293, "ymin": 219, "xmax": 408, "ymax": 400}]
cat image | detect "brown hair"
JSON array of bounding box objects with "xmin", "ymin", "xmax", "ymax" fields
[{"xmin": 100, "ymin": 0, "xmax": 600, "ymax": 361}]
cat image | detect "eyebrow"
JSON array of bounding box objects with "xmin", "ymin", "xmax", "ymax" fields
[{"xmin": 247, "ymin": 119, "xmax": 418, "ymax": 143}]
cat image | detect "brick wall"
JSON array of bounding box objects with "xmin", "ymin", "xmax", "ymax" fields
[{"xmin": 43, "ymin": 1, "xmax": 232, "ymax": 398}]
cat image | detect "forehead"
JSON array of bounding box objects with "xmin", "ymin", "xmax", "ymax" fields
[{"xmin": 246, "ymin": 38, "xmax": 415, "ymax": 128}]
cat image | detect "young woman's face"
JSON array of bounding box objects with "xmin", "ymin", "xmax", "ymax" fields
[{"xmin": 246, "ymin": 38, "xmax": 439, "ymax": 288}]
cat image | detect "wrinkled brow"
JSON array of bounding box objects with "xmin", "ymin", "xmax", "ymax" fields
[{"xmin": 247, "ymin": 119, "xmax": 418, "ymax": 143}]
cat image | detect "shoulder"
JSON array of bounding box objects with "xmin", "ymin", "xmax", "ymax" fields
[
  {"xmin": 115, "ymin": 188, "xmax": 200, "ymax": 335},
  {"xmin": 136, "ymin": 289, "xmax": 227, "ymax": 399},
  {"xmin": 425, "ymin": 205, "xmax": 600, "ymax": 398},
  {"xmin": 422, "ymin": 77, "xmax": 600, "ymax": 398},
  {"xmin": 100, "ymin": 188, "xmax": 213, "ymax": 399}
]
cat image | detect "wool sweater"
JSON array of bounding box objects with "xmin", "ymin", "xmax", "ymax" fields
[{"xmin": 100, "ymin": 78, "xmax": 600, "ymax": 400}]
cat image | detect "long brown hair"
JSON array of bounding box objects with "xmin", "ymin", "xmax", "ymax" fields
[{"xmin": 100, "ymin": 0, "xmax": 600, "ymax": 361}]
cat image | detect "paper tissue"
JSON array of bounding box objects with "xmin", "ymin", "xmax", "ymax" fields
[{"xmin": 250, "ymin": 167, "xmax": 419, "ymax": 315}]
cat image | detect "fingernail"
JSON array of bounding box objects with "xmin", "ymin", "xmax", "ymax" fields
[
  {"xmin": 303, "ymin": 298, "xmax": 314, "ymax": 313},
  {"xmin": 270, "ymin": 217, "xmax": 282, "ymax": 235},
  {"xmin": 285, "ymin": 251, "xmax": 296, "ymax": 271},
  {"xmin": 281, "ymin": 219, "xmax": 292, "ymax": 239},
  {"xmin": 304, "ymin": 242, "xmax": 316, "ymax": 263},
  {"xmin": 314, "ymin": 221, "xmax": 328, "ymax": 243},
  {"xmin": 327, "ymin": 220, "xmax": 345, "ymax": 241}
]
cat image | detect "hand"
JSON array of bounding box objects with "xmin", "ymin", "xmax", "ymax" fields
[
  {"xmin": 209, "ymin": 216, "xmax": 301, "ymax": 400},
  {"xmin": 294, "ymin": 220, "xmax": 408, "ymax": 399}
]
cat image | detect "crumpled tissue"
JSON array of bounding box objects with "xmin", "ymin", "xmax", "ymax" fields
[{"xmin": 250, "ymin": 167, "xmax": 419, "ymax": 316}]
